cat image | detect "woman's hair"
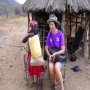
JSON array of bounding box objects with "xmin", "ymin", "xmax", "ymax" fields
[{"xmin": 54, "ymin": 22, "xmax": 59, "ymax": 28}]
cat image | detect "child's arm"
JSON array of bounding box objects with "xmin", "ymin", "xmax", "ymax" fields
[{"xmin": 22, "ymin": 33, "xmax": 35, "ymax": 43}]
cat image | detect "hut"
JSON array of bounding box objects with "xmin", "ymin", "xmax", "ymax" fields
[{"xmin": 22, "ymin": 0, "xmax": 90, "ymax": 60}]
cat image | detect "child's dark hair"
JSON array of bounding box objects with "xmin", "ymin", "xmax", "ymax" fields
[{"xmin": 54, "ymin": 22, "xmax": 59, "ymax": 28}]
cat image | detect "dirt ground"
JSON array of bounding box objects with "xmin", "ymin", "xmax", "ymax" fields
[{"xmin": 0, "ymin": 16, "xmax": 90, "ymax": 90}]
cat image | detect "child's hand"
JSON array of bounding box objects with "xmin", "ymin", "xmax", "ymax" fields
[{"xmin": 28, "ymin": 33, "xmax": 35, "ymax": 37}]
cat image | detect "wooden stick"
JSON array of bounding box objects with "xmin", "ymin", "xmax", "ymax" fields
[
  {"xmin": 70, "ymin": 13, "xmax": 71, "ymax": 37},
  {"xmin": 39, "ymin": 29, "xmax": 48, "ymax": 32},
  {"xmin": 76, "ymin": 14, "xmax": 77, "ymax": 31},
  {"xmin": 43, "ymin": 22, "xmax": 45, "ymax": 55},
  {"xmin": 6, "ymin": 44, "xmax": 25, "ymax": 47},
  {"xmin": 89, "ymin": 14, "xmax": 90, "ymax": 59},
  {"xmin": 28, "ymin": 13, "xmax": 29, "ymax": 31},
  {"xmin": 61, "ymin": 12, "xmax": 65, "ymax": 34}
]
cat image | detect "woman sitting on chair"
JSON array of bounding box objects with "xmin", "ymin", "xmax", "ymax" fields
[
  {"xmin": 22, "ymin": 20, "xmax": 44, "ymax": 90},
  {"xmin": 45, "ymin": 14, "xmax": 65, "ymax": 90}
]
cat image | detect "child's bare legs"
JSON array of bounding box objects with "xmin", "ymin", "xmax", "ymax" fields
[{"xmin": 38, "ymin": 79, "xmax": 43, "ymax": 90}]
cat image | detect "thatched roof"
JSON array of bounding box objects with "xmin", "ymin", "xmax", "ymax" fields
[
  {"xmin": 88, "ymin": 0, "xmax": 90, "ymax": 3},
  {"xmin": 22, "ymin": 0, "xmax": 90, "ymax": 13},
  {"xmin": 67, "ymin": 0, "xmax": 90, "ymax": 12}
]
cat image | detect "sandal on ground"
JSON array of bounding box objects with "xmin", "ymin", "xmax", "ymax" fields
[{"xmin": 38, "ymin": 83, "xmax": 43, "ymax": 90}]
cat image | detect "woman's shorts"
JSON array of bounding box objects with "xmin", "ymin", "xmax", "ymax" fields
[{"xmin": 61, "ymin": 62, "xmax": 65, "ymax": 68}]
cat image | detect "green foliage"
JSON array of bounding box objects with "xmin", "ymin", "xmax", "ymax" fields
[
  {"xmin": 0, "ymin": 0, "xmax": 15, "ymax": 5},
  {"xmin": 0, "ymin": 2, "xmax": 7, "ymax": 15},
  {"xmin": 0, "ymin": 2, "xmax": 7, "ymax": 9},
  {"xmin": 0, "ymin": 0, "xmax": 24, "ymax": 16}
]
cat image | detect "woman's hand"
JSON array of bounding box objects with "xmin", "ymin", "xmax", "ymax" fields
[
  {"xmin": 49, "ymin": 55, "xmax": 52, "ymax": 61},
  {"xmin": 49, "ymin": 54, "xmax": 56, "ymax": 62},
  {"xmin": 52, "ymin": 52, "xmax": 57, "ymax": 57},
  {"xmin": 49, "ymin": 55, "xmax": 54, "ymax": 62},
  {"xmin": 51, "ymin": 52, "xmax": 57, "ymax": 62}
]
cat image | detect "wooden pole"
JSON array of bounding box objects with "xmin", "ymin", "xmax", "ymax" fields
[
  {"xmin": 43, "ymin": 22, "xmax": 45, "ymax": 55},
  {"xmin": 27, "ymin": 13, "xmax": 29, "ymax": 31},
  {"xmin": 70, "ymin": 14, "xmax": 71, "ymax": 37},
  {"xmin": 32, "ymin": 13, "xmax": 36, "ymax": 20},
  {"xmin": 30, "ymin": 13, "xmax": 32, "ymax": 22},
  {"xmin": 61, "ymin": 12, "xmax": 67, "ymax": 51},
  {"xmin": 84, "ymin": 12, "xmax": 87, "ymax": 57},
  {"xmin": 61, "ymin": 12, "xmax": 65, "ymax": 34},
  {"xmin": 65, "ymin": 12, "xmax": 68, "ymax": 51},
  {"xmin": 81, "ymin": 14, "xmax": 83, "ymax": 27},
  {"xmin": 89, "ymin": 13, "xmax": 90, "ymax": 59},
  {"xmin": 76, "ymin": 14, "xmax": 77, "ymax": 31},
  {"xmin": 27, "ymin": 12, "xmax": 30, "ymax": 51}
]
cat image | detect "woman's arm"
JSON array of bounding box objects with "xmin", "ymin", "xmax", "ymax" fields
[
  {"xmin": 56, "ymin": 45, "xmax": 65, "ymax": 54},
  {"xmin": 54, "ymin": 31, "xmax": 65, "ymax": 55},
  {"xmin": 52, "ymin": 45, "xmax": 65, "ymax": 57},
  {"xmin": 22, "ymin": 33, "xmax": 35, "ymax": 43},
  {"xmin": 45, "ymin": 46, "xmax": 50, "ymax": 57},
  {"xmin": 45, "ymin": 46, "xmax": 52, "ymax": 61}
]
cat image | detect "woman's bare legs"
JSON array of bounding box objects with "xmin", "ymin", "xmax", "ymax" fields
[
  {"xmin": 55, "ymin": 62, "xmax": 64, "ymax": 90},
  {"xmin": 49, "ymin": 61, "xmax": 57, "ymax": 85}
]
